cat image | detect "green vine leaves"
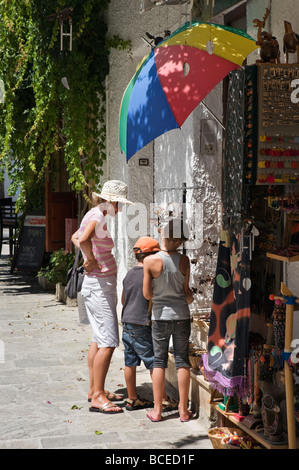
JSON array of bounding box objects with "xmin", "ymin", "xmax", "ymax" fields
[{"xmin": 0, "ymin": 0, "xmax": 131, "ymax": 212}]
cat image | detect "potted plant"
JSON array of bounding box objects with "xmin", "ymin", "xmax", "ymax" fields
[{"xmin": 37, "ymin": 248, "xmax": 76, "ymax": 303}]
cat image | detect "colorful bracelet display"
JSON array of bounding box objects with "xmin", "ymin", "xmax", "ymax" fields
[
  {"xmin": 258, "ymin": 173, "xmax": 299, "ymax": 184},
  {"xmin": 259, "ymin": 148, "xmax": 299, "ymax": 157},
  {"xmin": 258, "ymin": 161, "xmax": 299, "ymax": 168},
  {"xmin": 260, "ymin": 135, "xmax": 299, "ymax": 144},
  {"xmin": 258, "ymin": 132, "xmax": 299, "ymax": 184}
]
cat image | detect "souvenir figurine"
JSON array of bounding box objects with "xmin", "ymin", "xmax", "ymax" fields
[
  {"xmin": 283, "ymin": 21, "xmax": 299, "ymax": 64},
  {"xmin": 253, "ymin": 8, "xmax": 280, "ymax": 63}
]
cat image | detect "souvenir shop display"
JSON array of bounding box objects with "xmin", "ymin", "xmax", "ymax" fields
[
  {"xmin": 204, "ymin": 197, "xmax": 299, "ymax": 447},
  {"xmin": 204, "ymin": 60, "xmax": 299, "ymax": 448},
  {"xmin": 244, "ymin": 66, "xmax": 258, "ymax": 185},
  {"xmin": 203, "ymin": 229, "xmax": 251, "ymax": 397},
  {"xmin": 222, "ymin": 65, "xmax": 258, "ymax": 234}
]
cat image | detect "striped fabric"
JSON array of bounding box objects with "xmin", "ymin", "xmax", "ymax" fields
[{"xmin": 78, "ymin": 207, "xmax": 117, "ymax": 278}]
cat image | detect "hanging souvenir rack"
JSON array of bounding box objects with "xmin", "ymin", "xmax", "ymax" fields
[{"xmin": 257, "ymin": 64, "xmax": 299, "ymax": 185}]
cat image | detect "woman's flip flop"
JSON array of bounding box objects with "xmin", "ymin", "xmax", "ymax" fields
[
  {"xmin": 89, "ymin": 401, "xmax": 123, "ymax": 414},
  {"xmin": 180, "ymin": 410, "xmax": 195, "ymax": 422},
  {"xmin": 146, "ymin": 411, "xmax": 162, "ymax": 422}
]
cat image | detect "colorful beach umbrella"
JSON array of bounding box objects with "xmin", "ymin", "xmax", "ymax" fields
[{"xmin": 119, "ymin": 21, "xmax": 259, "ymax": 161}]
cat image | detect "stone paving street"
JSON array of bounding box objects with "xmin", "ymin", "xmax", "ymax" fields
[{"xmin": 0, "ymin": 244, "xmax": 213, "ymax": 451}]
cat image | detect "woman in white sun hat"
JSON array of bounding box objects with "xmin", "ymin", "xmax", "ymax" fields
[{"xmin": 71, "ymin": 180, "xmax": 132, "ymax": 414}]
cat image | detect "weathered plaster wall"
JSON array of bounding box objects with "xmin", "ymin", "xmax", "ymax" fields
[
  {"xmin": 105, "ymin": 1, "xmax": 191, "ymax": 313},
  {"xmin": 104, "ymin": 2, "xmax": 236, "ymax": 326},
  {"xmin": 105, "ymin": 0, "xmax": 299, "ymax": 342},
  {"xmin": 152, "ymin": 12, "xmax": 225, "ymax": 321},
  {"xmin": 153, "ymin": 86, "xmax": 223, "ymax": 315}
]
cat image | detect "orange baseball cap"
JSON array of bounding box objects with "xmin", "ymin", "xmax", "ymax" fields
[{"xmin": 133, "ymin": 236, "xmax": 160, "ymax": 254}]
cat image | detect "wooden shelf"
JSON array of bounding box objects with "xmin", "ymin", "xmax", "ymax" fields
[
  {"xmin": 266, "ymin": 252, "xmax": 299, "ymax": 262},
  {"xmin": 211, "ymin": 403, "xmax": 296, "ymax": 449},
  {"xmin": 192, "ymin": 317, "xmax": 209, "ymax": 331}
]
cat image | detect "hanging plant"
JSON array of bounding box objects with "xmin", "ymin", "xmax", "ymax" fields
[{"xmin": 0, "ymin": 0, "xmax": 131, "ymax": 213}]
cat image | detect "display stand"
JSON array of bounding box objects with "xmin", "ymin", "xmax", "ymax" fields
[
  {"xmin": 267, "ymin": 252, "xmax": 299, "ymax": 449},
  {"xmin": 210, "ymin": 403, "xmax": 290, "ymax": 449},
  {"xmin": 209, "ymin": 252, "xmax": 299, "ymax": 449}
]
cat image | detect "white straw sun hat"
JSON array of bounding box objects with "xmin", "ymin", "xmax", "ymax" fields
[{"xmin": 92, "ymin": 180, "xmax": 133, "ymax": 205}]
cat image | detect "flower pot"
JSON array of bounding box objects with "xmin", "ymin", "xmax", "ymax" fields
[
  {"xmin": 56, "ymin": 282, "xmax": 67, "ymax": 303},
  {"xmin": 56, "ymin": 282, "xmax": 78, "ymax": 307},
  {"xmin": 38, "ymin": 275, "xmax": 55, "ymax": 291}
]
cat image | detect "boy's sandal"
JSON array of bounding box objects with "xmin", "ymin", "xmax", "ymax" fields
[
  {"xmin": 105, "ymin": 391, "xmax": 124, "ymax": 401},
  {"xmin": 162, "ymin": 396, "xmax": 178, "ymax": 411},
  {"xmin": 125, "ymin": 396, "xmax": 153, "ymax": 411}
]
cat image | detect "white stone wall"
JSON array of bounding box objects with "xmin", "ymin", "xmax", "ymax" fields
[
  {"xmin": 105, "ymin": 0, "xmax": 190, "ymax": 313},
  {"xmin": 153, "ymin": 86, "xmax": 223, "ymax": 314},
  {"xmin": 105, "ymin": 0, "xmax": 223, "ymax": 320},
  {"xmin": 104, "ymin": 0, "xmax": 299, "ymax": 341}
]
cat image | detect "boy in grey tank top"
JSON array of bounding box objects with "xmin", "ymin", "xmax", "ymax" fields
[{"xmin": 143, "ymin": 219, "xmax": 194, "ymax": 422}]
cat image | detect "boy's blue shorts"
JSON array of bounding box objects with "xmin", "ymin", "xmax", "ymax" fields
[{"xmin": 122, "ymin": 322, "xmax": 154, "ymax": 370}]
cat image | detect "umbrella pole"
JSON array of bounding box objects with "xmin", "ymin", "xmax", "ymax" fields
[{"xmin": 201, "ymin": 101, "xmax": 225, "ymax": 130}]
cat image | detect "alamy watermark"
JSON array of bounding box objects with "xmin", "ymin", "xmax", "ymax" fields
[
  {"xmin": 0, "ymin": 79, "xmax": 5, "ymax": 104},
  {"xmin": 95, "ymin": 202, "xmax": 205, "ymax": 250},
  {"xmin": 291, "ymin": 339, "xmax": 299, "ymax": 365},
  {"xmin": 0, "ymin": 340, "xmax": 4, "ymax": 363},
  {"xmin": 291, "ymin": 79, "xmax": 299, "ymax": 104}
]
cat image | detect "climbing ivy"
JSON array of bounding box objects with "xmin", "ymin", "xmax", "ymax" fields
[{"xmin": 0, "ymin": 0, "xmax": 131, "ymax": 212}]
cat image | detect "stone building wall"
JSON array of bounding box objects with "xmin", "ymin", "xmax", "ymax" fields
[{"xmin": 104, "ymin": 0, "xmax": 299, "ymax": 341}]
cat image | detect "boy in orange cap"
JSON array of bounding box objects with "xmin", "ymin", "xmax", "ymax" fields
[{"xmin": 121, "ymin": 236, "xmax": 177, "ymax": 411}]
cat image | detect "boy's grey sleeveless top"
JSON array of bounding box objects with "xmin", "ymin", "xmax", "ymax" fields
[
  {"xmin": 121, "ymin": 266, "xmax": 150, "ymax": 326},
  {"xmin": 152, "ymin": 251, "xmax": 190, "ymax": 321}
]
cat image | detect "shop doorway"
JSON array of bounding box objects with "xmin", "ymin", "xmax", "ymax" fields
[{"xmin": 45, "ymin": 150, "xmax": 77, "ymax": 252}]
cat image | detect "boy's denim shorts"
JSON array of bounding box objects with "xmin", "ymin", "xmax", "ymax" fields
[
  {"xmin": 152, "ymin": 319, "xmax": 191, "ymax": 369},
  {"xmin": 122, "ymin": 322, "xmax": 154, "ymax": 370}
]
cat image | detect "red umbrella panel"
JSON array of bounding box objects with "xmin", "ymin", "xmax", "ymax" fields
[{"xmin": 155, "ymin": 44, "xmax": 239, "ymax": 127}]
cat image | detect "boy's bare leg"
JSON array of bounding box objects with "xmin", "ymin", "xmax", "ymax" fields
[
  {"xmin": 125, "ymin": 365, "xmax": 138, "ymax": 399},
  {"xmin": 177, "ymin": 367, "xmax": 191, "ymax": 420},
  {"xmin": 150, "ymin": 367, "xmax": 165, "ymax": 420},
  {"xmin": 149, "ymin": 369, "xmax": 168, "ymax": 402}
]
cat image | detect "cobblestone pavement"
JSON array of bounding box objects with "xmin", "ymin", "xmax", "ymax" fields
[{"xmin": 0, "ymin": 247, "xmax": 213, "ymax": 452}]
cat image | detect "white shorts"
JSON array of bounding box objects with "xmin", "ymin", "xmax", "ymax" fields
[{"xmin": 81, "ymin": 275, "xmax": 119, "ymax": 348}]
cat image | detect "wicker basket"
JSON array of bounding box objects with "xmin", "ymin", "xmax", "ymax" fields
[
  {"xmin": 189, "ymin": 350, "xmax": 205, "ymax": 370},
  {"xmin": 208, "ymin": 427, "xmax": 235, "ymax": 449},
  {"xmin": 189, "ymin": 355, "xmax": 199, "ymax": 369}
]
